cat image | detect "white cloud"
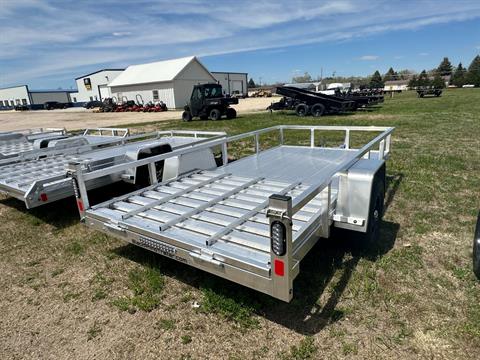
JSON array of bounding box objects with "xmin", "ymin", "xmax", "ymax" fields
[{"xmin": 1, "ymin": 0, "xmax": 480, "ymax": 86}]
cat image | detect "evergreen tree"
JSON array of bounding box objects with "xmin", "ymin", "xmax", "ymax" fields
[
  {"xmin": 369, "ymin": 70, "xmax": 384, "ymax": 89},
  {"xmin": 383, "ymin": 67, "xmax": 398, "ymax": 81},
  {"xmin": 408, "ymin": 75, "xmax": 418, "ymax": 88},
  {"xmin": 248, "ymin": 78, "xmax": 256, "ymax": 88},
  {"xmin": 437, "ymin": 57, "xmax": 453, "ymax": 76},
  {"xmin": 431, "ymin": 73, "xmax": 445, "ymax": 89},
  {"xmin": 451, "ymin": 63, "xmax": 466, "ymax": 87},
  {"xmin": 466, "ymin": 55, "xmax": 480, "ymax": 87},
  {"xmin": 417, "ymin": 70, "xmax": 430, "ymax": 87}
]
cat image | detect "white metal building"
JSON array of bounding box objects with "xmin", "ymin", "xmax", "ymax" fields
[
  {"xmin": 108, "ymin": 56, "xmax": 216, "ymax": 109},
  {"xmin": 72, "ymin": 69, "xmax": 124, "ymax": 103},
  {"xmin": 211, "ymin": 72, "xmax": 248, "ymax": 96},
  {"xmin": 0, "ymin": 85, "xmax": 74, "ymax": 109}
]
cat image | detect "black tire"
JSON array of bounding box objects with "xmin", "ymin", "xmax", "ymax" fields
[
  {"xmin": 359, "ymin": 174, "xmax": 385, "ymax": 245},
  {"xmin": 209, "ymin": 108, "xmax": 221, "ymax": 121},
  {"xmin": 311, "ymin": 103, "xmax": 325, "ymax": 117},
  {"xmin": 473, "ymin": 212, "xmax": 480, "ymax": 279},
  {"xmin": 295, "ymin": 103, "xmax": 309, "ymax": 117},
  {"xmin": 226, "ymin": 107, "xmax": 237, "ymax": 119},
  {"xmin": 182, "ymin": 111, "xmax": 192, "ymax": 122}
]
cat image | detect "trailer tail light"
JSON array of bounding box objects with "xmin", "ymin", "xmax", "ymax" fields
[
  {"xmin": 274, "ymin": 259, "xmax": 285, "ymax": 276},
  {"xmin": 40, "ymin": 193, "xmax": 48, "ymax": 202},
  {"xmin": 271, "ymin": 221, "xmax": 286, "ymax": 256},
  {"xmin": 77, "ymin": 199, "xmax": 84, "ymax": 212}
]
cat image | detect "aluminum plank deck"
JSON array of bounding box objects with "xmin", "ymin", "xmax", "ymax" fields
[{"xmin": 85, "ymin": 146, "xmax": 345, "ymax": 274}]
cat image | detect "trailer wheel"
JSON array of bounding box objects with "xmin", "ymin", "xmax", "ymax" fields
[
  {"xmin": 473, "ymin": 212, "xmax": 480, "ymax": 279},
  {"xmin": 360, "ymin": 175, "xmax": 385, "ymax": 245},
  {"xmin": 295, "ymin": 104, "xmax": 309, "ymax": 117},
  {"xmin": 226, "ymin": 108, "xmax": 237, "ymax": 119},
  {"xmin": 209, "ymin": 108, "xmax": 222, "ymax": 121},
  {"xmin": 182, "ymin": 111, "xmax": 192, "ymax": 122},
  {"xmin": 311, "ymin": 103, "xmax": 325, "ymax": 117}
]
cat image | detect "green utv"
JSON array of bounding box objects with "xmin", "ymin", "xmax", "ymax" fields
[{"xmin": 182, "ymin": 83, "xmax": 238, "ymax": 121}]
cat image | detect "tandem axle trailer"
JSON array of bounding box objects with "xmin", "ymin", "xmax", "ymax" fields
[
  {"xmin": 71, "ymin": 125, "xmax": 394, "ymax": 302},
  {"xmin": 0, "ymin": 130, "xmax": 225, "ymax": 208}
]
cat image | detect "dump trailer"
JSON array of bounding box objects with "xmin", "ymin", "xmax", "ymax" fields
[
  {"xmin": 417, "ymin": 88, "xmax": 442, "ymax": 97},
  {"xmin": 271, "ymin": 86, "xmax": 356, "ymax": 117},
  {"xmin": 0, "ymin": 130, "xmax": 225, "ymax": 208},
  {"xmin": 71, "ymin": 125, "xmax": 394, "ymax": 302},
  {"xmin": 182, "ymin": 83, "xmax": 238, "ymax": 121},
  {"xmin": 0, "ymin": 128, "xmax": 129, "ymax": 160}
]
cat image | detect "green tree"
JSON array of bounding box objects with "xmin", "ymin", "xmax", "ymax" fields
[
  {"xmin": 437, "ymin": 57, "xmax": 453, "ymax": 76},
  {"xmin": 466, "ymin": 55, "xmax": 480, "ymax": 87},
  {"xmin": 417, "ymin": 70, "xmax": 430, "ymax": 87},
  {"xmin": 450, "ymin": 63, "xmax": 467, "ymax": 87},
  {"xmin": 431, "ymin": 73, "xmax": 445, "ymax": 89},
  {"xmin": 369, "ymin": 70, "xmax": 384, "ymax": 88},
  {"xmin": 383, "ymin": 67, "xmax": 398, "ymax": 81},
  {"xmin": 292, "ymin": 72, "xmax": 313, "ymax": 83},
  {"xmin": 408, "ymin": 75, "xmax": 418, "ymax": 88},
  {"xmin": 248, "ymin": 78, "xmax": 256, "ymax": 88}
]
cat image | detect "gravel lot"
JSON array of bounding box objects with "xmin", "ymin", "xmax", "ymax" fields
[{"xmin": 0, "ymin": 97, "xmax": 276, "ymax": 131}]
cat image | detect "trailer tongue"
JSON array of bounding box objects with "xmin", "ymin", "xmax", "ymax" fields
[{"xmin": 71, "ymin": 125, "xmax": 394, "ymax": 302}]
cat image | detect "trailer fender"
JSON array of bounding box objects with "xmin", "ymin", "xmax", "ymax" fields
[{"xmin": 334, "ymin": 159, "xmax": 385, "ymax": 233}]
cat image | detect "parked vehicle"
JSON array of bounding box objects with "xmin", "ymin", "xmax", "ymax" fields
[
  {"xmin": 14, "ymin": 104, "xmax": 29, "ymax": 111},
  {"xmin": 44, "ymin": 101, "xmax": 73, "ymax": 110},
  {"xmin": 473, "ymin": 212, "xmax": 480, "ymax": 279},
  {"xmin": 84, "ymin": 100, "xmax": 104, "ymax": 109},
  {"xmin": 71, "ymin": 124, "xmax": 394, "ymax": 302},
  {"xmin": 182, "ymin": 83, "xmax": 238, "ymax": 121},
  {"xmin": 231, "ymin": 90, "xmax": 246, "ymax": 99}
]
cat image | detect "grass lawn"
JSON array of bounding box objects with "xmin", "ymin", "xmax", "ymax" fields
[{"xmin": 0, "ymin": 89, "xmax": 479, "ymax": 359}]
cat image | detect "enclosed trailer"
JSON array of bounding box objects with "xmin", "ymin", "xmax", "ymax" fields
[{"xmin": 71, "ymin": 125, "xmax": 394, "ymax": 302}]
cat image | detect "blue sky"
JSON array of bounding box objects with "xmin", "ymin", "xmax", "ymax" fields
[{"xmin": 1, "ymin": 0, "xmax": 479, "ymax": 89}]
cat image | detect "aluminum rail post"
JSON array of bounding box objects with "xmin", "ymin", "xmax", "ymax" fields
[
  {"xmin": 68, "ymin": 161, "xmax": 90, "ymax": 219},
  {"xmin": 267, "ymin": 194, "xmax": 294, "ymax": 302}
]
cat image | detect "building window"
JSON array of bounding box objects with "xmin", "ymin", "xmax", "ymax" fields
[
  {"xmin": 90, "ymin": 96, "xmax": 93, "ymax": 101},
  {"xmin": 22, "ymin": 99, "xmax": 27, "ymax": 105},
  {"xmin": 0, "ymin": 101, "xmax": 4, "ymax": 106},
  {"xmin": 73, "ymin": 97, "xmax": 77, "ymax": 102},
  {"xmin": 15, "ymin": 99, "xmax": 20, "ymax": 105},
  {"xmin": 152, "ymin": 90, "xmax": 159, "ymax": 101}
]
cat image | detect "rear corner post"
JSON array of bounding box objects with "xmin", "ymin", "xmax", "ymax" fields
[
  {"xmin": 68, "ymin": 161, "xmax": 89, "ymax": 219},
  {"xmin": 267, "ymin": 194, "xmax": 294, "ymax": 302}
]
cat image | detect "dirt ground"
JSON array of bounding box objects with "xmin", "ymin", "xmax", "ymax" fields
[{"xmin": 0, "ymin": 97, "xmax": 276, "ymax": 132}]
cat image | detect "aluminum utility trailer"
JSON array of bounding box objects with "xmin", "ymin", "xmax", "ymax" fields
[
  {"xmin": 0, "ymin": 127, "xmax": 129, "ymax": 160},
  {"xmin": 0, "ymin": 130, "xmax": 224, "ymax": 208},
  {"xmin": 0, "ymin": 128, "xmax": 67, "ymax": 159},
  {"xmin": 72, "ymin": 125, "xmax": 394, "ymax": 302}
]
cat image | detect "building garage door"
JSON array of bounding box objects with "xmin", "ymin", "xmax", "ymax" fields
[
  {"xmin": 231, "ymin": 80, "xmax": 244, "ymax": 93},
  {"xmin": 99, "ymin": 85, "xmax": 111, "ymax": 100}
]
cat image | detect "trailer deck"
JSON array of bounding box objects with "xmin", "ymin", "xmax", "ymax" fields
[
  {"xmin": 73, "ymin": 125, "xmax": 394, "ymax": 301},
  {"xmin": 0, "ymin": 130, "xmax": 224, "ymax": 208}
]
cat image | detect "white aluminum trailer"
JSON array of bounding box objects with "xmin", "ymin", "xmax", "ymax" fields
[
  {"xmin": 0, "ymin": 130, "xmax": 225, "ymax": 208},
  {"xmin": 0, "ymin": 127, "xmax": 129, "ymax": 160},
  {"xmin": 71, "ymin": 125, "xmax": 394, "ymax": 302}
]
